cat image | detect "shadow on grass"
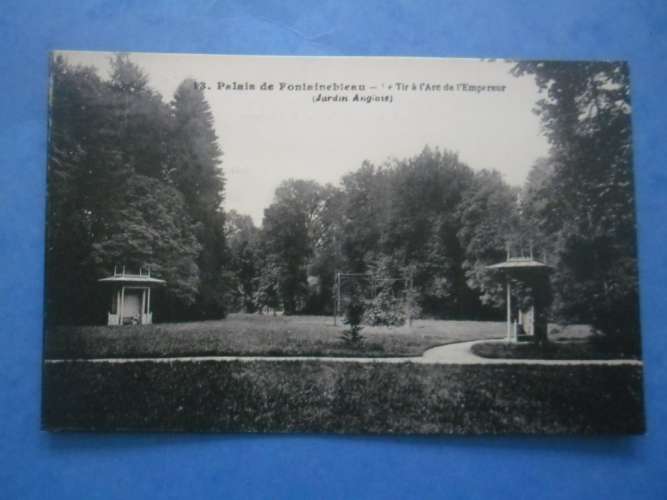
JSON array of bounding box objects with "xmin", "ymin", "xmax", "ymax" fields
[{"xmin": 471, "ymin": 340, "xmax": 641, "ymax": 361}]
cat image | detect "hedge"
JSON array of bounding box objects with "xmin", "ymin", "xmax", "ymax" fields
[{"xmin": 43, "ymin": 360, "xmax": 644, "ymax": 434}]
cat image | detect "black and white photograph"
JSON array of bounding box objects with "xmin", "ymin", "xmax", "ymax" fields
[{"xmin": 42, "ymin": 51, "xmax": 644, "ymax": 434}]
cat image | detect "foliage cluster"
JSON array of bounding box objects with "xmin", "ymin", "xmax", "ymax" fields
[
  {"xmin": 513, "ymin": 61, "xmax": 640, "ymax": 353},
  {"xmin": 47, "ymin": 55, "xmax": 228, "ymax": 323},
  {"xmin": 239, "ymin": 149, "xmax": 517, "ymax": 322}
]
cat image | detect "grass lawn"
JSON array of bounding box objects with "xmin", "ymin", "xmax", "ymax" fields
[{"xmin": 45, "ymin": 314, "xmax": 513, "ymax": 359}]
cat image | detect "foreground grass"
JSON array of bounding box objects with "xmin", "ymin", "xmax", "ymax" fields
[
  {"xmin": 43, "ymin": 359, "xmax": 644, "ymax": 434},
  {"xmin": 45, "ymin": 314, "xmax": 511, "ymax": 359}
]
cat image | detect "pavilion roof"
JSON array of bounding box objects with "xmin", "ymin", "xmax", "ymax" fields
[
  {"xmin": 98, "ymin": 273, "xmax": 166, "ymax": 285},
  {"xmin": 486, "ymin": 257, "xmax": 552, "ymax": 270}
]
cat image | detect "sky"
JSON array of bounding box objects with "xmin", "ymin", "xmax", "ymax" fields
[{"xmin": 58, "ymin": 51, "xmax": 550, "ymax": 225}]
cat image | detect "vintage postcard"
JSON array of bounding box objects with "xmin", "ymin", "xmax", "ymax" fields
[{"xmin": 43, "ymin": 52, "xmax": 644, "ymax": 434}]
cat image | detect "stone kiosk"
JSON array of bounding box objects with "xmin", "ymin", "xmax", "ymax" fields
[
  {"xmin": 98, "ymin": 268, "xmax": 165, "ymax": 325},
  {"xmin": 487, "ymin": 253, "xmax": 552, "ymax": 344}
]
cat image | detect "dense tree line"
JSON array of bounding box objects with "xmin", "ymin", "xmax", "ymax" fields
[
  {"xmin": 226, "ymin": 148, "xmax": 518, "ymax": 321},
  {"xmin": 47, "ymin": 54, "xmax": 228, "ymax": 324}
]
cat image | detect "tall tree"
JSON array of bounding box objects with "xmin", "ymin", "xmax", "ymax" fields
[
  {"xmin": 225, "ymin": 210, "xmax": 261, "ymax": 312},
  {"xmin": 46, "ymin": 56, "xmax": 215, "ymax": 324},
  {"xmin": 339, "ymin": 161, "xmax": 390, "ymax": 272},
  {"xmin": 383, "ymin": 148, "xmax": 474, "ymax": 317},
  {"xmin": 89, "ymin": 175, "xmax": 202, "ymax": 317},
  {"xmin": 337, "ymin": 148, "xmax": 476, "ymax": 318},
  {"xmin": 457, "ymin": 169, "xmax": 519, "ymax": 311},
  {"xmin": 513, "ymin": 61, "xmax": 639, "ymax": 352},
  {"xmin": 108, "ymin": 54, "xmax": 172, "ymax": 181},
  {"xmin": 260, "ymin": 179, "xmax": 326, "ymax": 314},
  {"xmin": 303, "ymin": 184, "xmax": 344, "ymax": 314},
  {"xmin": 47, "ymin": 56, "xmax": 120, "ymax": 324},
  {"xmin": 170, "ymin": 79, "xmax": 228, "ymax": 318}
]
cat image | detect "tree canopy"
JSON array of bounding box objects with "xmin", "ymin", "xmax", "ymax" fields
[
  {"xmin": 514, "ymin": 60, "xmax": 639, "ymax": 352},
  {"xmin": 249, "ymin": 148, "xmax": 515, "ymax": 320},
  {"xmin": 46, "ymin": 54, "xmax": 228, "ymax": 324}
]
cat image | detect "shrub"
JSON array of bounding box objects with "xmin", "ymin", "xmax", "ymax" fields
[
  {"xmin": 341, "ymin": 285, "xmax": 365, "ymax": 346},
  {"xmin": 363, "ymin": 288, "xmax": 406, "ymax": 326}
]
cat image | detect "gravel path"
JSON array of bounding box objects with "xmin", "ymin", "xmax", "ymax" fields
[
  {"xmin": 420, "ymin": 340, "xmax": 642, "ymax": 365},
  {"xmin": 44, "ymin": 339, "xmax": 642, "ymax": 366}
]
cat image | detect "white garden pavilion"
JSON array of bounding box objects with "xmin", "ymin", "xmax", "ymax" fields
[
  {"xmin": 487, "ymin": 256, "xmax": 551, "ymax": 342},
  {"xmin": 98, "ymin": 268, "xmax": 165, "ymax": 325}
]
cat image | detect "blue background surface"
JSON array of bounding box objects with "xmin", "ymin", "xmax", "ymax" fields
[{"xmin": 1, "ymin": 1, "xmax": 666, "ymax": 498}]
